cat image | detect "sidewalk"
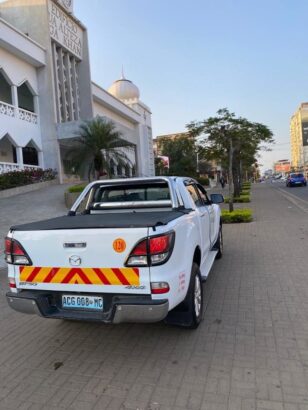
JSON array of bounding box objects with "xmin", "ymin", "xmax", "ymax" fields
[
  {"xmin": 0, "ymin": 183, "xmax": 68, "ymax": 267},
  {"xmin": 0, "ymin": 184, "xmax": 308, "ymax": 409}
]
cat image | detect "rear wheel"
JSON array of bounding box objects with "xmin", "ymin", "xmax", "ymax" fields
[
  {"xmin": 165, "ymin": 263, "xmax": 203, "ymax": 329},
  {"xmin": 183, "ymin": 263, "xmax": 203, "ymax": 329}
]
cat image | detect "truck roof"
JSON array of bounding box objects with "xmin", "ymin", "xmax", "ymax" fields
[{"xmin": 86, "ymin": 176, "xmax": 188, "ymax": 186}]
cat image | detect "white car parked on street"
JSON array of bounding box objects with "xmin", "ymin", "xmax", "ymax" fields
[{"xmin": 5, "ymin": 177, "xmax": 223, "ymax": 328}]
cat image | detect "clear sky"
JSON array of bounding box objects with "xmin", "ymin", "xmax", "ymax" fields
[{"xmin": 74, "ymin": 0, "xmax": 308, "ymax": 171}]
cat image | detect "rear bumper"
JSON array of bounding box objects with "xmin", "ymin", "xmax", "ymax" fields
[
  {"xmin": 6, "ymin": 291, "xmax": 169, "ymax": 324},
  {"xmin": 288, "ymin": 182, "xmax": 306, "ymax": 186}
]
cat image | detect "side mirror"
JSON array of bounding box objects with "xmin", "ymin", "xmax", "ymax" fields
[{"xmin": 210, "ymin": 193, "xmax": 224, "ymax": 204}]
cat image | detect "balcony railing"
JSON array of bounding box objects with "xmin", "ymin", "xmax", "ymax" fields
[
  {"xmin": 0, "ymin": 101, "xmax": 15, "ymax": 118},
  {"xmin": 0, "ymin": 162, "xmax": 40, "ymax": 174},
  {"xmin": 0, "ymin": 161, "xmax": 20, "ymax": 174},
  {"xmin": 18, "ymin": 108, "xmax": 38, "ymax": 124},
  {"xmin": 24, "ymin": 164, "xmax": 40, "ymax": 170},
  {"xmin": 0, "ymin": 100, "xmax": 38, "ymax": 124}
]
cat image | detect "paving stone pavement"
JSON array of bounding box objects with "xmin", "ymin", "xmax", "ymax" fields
[
  {"xmin": 0, "ymin": 183, "xmax": 308, "ymax": 409},
  {"xmin": 0, "ymin": 184, "xmax": 69, "ymax": 267}
]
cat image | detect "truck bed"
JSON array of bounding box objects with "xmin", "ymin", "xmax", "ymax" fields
[{"xmin": 10, "ymin": 210, "xmax": 190, "ymax": 231}]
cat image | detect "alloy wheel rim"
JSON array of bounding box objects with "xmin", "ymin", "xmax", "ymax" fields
[{"xmin": 194, "ymin": 275, "xmax": 201, "ymax": 317}]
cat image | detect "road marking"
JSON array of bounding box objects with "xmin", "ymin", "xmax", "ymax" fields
[{"xmin": 277, "ymin": 187, "xmax": 308, "ymax": 214}]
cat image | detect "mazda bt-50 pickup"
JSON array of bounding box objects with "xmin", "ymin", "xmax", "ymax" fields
[{"xmin": 5, "ymin": 177, "xmax": 223, "ymax": 328}]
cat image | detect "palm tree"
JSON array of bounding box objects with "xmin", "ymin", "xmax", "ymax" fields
[{"xmin": 66, "ymin": 116, "xmax": 135, "ymax": 181}]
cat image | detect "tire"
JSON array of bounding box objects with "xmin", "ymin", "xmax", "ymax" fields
[
  {"xmin": 182, "ymin": 263, "xmax": 203, "ymax": 329},
  {"xmin": 213, "ymin": 224, "xmax": 223, "ymax": 259}
]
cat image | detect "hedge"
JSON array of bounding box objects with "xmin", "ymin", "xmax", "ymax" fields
[
  {"xmin": 221, "ymin": 208, "xmax": 253, "ymax": 223},
  {"xmin": 240, "ymin": 189, "xmax": 251, "ymax": 195},
  {"xmin": 68, "ymin": 184, "xmax": 87, "ymax": 193},
  {"xmin": 224, "ymin": 195, "xmax": 250, "ymax": 203},
  {"xmin": 0, "ymin": 168, "xmax": 56, "ymax": 190}
]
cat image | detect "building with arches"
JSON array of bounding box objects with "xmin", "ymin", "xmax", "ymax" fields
[{"xmin": 0, "ymin": 0, "xmax": 155, "ymax": 180}]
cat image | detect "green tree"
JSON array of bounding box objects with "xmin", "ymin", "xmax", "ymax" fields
[
  {"xmin": 66, "ymin": 116, "xmax": 134, "ymax": 181},
  {"xmin": 159, "ymin": 135, "xmax": 198, "ymax": 176},
  {"xmin": 187, "ymin": 108, "xmax": 274, "ymax": 211},
  {"xmin": 154, "ymin": 157, "xmax": 166, "ymax": 176}
]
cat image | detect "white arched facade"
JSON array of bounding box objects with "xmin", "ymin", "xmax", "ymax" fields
[
  {"xmin": 0, "ymin": 21, "xmax": 44, "ymax": 173},
  {"xmin": 0, "ymin": 0, "xmax": 155, "ymax": 180}
]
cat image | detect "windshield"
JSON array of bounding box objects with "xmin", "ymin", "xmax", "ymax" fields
[{"xmin": 290, "ymin": 173, "xmax": 304, "ymax": 178}]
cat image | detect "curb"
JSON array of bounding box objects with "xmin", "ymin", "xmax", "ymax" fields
[{"xmin": 0, "ymin": 179, "xmax": 59, "ymax": 199}]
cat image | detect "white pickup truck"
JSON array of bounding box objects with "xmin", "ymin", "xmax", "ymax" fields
[{"xmin": 5, "ymin": 177, "xmax": 223, "ymax": 328}]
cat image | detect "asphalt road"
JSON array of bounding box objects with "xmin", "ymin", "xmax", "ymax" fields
[{"xmin": 269, "ymin": 180, "xmax": 308, "ymax": 203}]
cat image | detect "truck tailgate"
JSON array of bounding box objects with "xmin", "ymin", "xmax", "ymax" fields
[{"xmin": 12, "ymin": 228, "xmax": 150, "ymax": 294}]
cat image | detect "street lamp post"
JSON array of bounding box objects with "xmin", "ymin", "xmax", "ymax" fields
[
  {"xmin": 196, "ymin": 151, "xmax": 199, "ymax": 173},
  {"xmin": 228, "ymin": 134, "xmax": 234, "ymax": 212},
  {"xmin": 221, "ymin": 125, "xmax": 234, "ymax": 212}
]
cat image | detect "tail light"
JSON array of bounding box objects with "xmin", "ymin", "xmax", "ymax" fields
[
  {"xmin": 126, "ymin": 232, "xmax": 175, "ymax": 267},
  {"xmin": 4, "ymin": 237, "xmax": 32, "ymax": 265},
  {"xmin": 151, "ymin": 282, "xmax": 170, "ymax": 294},
  {"xmin": 8, "ymin": 278, "xmax": 16, "ymax": 289}
]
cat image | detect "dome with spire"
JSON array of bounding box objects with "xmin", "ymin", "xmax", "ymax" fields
[{"xmin": 108, "ymin": 70, "xmax": 140, "ymax": 101}]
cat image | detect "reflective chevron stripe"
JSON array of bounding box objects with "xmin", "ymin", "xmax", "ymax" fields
[{"xmin": 19, "ymin": 266, "xmax": 140, "ymax": 285}]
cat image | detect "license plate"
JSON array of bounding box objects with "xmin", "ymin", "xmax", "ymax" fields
[{"xmin": 62, "ymin": 295, "xmax": 103, "ymax": 311}]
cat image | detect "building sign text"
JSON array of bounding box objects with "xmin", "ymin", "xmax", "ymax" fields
[
  {"xmin": 57, "ymin": 0, "xmax": 73, "ymax": 13},
  {"xmin": 48, "ymin": 0, "xmax": 82, "ymax": 59}
]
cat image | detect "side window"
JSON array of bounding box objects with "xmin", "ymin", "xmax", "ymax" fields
[
  {"xmin": 195, "ymin": 184, "xmax": 210, "ymax": 205},
  {"xmin": 185, "ymin": 184, "xmax": 203, "ymax": 207},
  {"xmin": 75, "ymin": 189, "xmax": 92, "ymax": 214}
]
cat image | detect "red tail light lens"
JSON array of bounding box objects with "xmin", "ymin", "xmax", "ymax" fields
[
  {"xmin": 9, "ymin": 278, "xmax": 16, "ymax": 289},
  {"xmin": 5, "ymin": 238, "xmax": 11, "ymax": 254},
  {"xmin": 12, "ymin": 241, "xmax": 26, "ymax": 255},
  {"xmin": 126, "ymin": 232, "xmax": 175, "ymax": 267},
  {"xmin": 151, "ymin": 282, "xmax": 170, "ymax": 294},
  {"xmin": 127, "ymin": 239, "xmax": 148, "ymax": 266},
  {"xmin": 4, "ymin": 237, "xmax": 32, "ymax": 265},
  {"xmin": 149, "ymin": 235, "xmax": 170, "ymax": 254},
  {"xmin": 131, "ymin": 239, "xmax": 147, "ymax": 256}
]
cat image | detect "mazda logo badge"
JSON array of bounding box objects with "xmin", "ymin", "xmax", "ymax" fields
[{"xmin": 69, "ymin": 255, "xmax": 81, "ymax": 266}]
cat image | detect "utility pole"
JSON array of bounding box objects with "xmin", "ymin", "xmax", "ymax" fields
[
  {"xmin": 221, "ymin": 125, "xmax": 234, "ymax": 212},
  {"xmin": 228, "ymin": 135, "xmax": 234, "ymax": 212},
  {"xmin": 196, "ymin": 151, "xmax": 199, "ymax": 173}
]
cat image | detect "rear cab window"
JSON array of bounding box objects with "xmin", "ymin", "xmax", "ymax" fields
[
  {"xmin": 74, "ymin": 181, "xmax": 173, "ymax": 214},
  {"xmin": 93, "ymin": 183, "xmax": 170, "ymax": 203}
]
